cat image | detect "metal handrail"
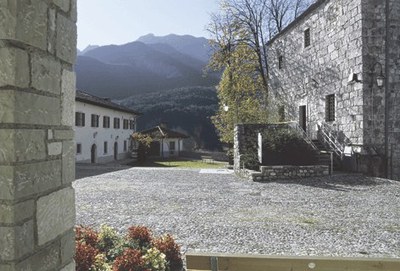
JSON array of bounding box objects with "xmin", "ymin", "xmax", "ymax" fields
[
  {"xmin": 288, "ymin": 122, "xmax": 318, "ymax": 150},
  {"xmin": 317, "ymin": 123, "xmax": 347, "ymax": 158}
]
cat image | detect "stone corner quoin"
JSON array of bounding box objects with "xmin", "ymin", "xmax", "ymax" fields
[{"xmin": 0, "ymin": 0, "xmax": 77, "ymax": 270}]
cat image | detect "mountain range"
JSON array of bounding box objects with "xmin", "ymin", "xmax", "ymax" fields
[
  {"xmin": 76, "ymin": 34, "xmax": 218, "ymax": 99},
  {"xmin": 76, "ymin": 34, "xmax": 222, "ymax": 150}
]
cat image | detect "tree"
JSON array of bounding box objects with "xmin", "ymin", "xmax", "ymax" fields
[{"xmin": 208, "ymin": 0, "xmax": 315, "ymax": 144}]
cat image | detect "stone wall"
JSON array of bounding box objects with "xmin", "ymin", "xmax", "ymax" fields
[
  {"xmin": 267, "ymin": 0, "xmax": 400, "ymax": 179},
  {"xmin": 267, "ymin": 0, "xmax": 364, "ymax": 143},
  {"xmin": 0, "ymin": 1, "xmax": 77, "ymax": 270},
  {"xmin": 251, "ymin": 165, "xmax": 330, "ymax": 182}
]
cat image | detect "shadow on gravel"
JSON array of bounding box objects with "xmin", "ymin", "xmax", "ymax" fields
[
  {"xmin": 75, "ymin": 162, "xmax": 133, "ymax": 180},
  {"xmin": 270, "ymin": 174, "xmax": 388, "ymax": 192}
]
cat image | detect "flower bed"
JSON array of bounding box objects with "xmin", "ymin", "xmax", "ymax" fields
[{"xmin": 75, "ymin": 225, "xmax": 183, "ymax": 271}]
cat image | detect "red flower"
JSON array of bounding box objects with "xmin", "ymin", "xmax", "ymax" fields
[{"xmin": 127, "ymin": 226, "xmax": 152, "ymax": 247}]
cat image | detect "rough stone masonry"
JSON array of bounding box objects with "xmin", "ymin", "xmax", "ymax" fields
[
  {"xmin": 0, "ymin": 1, "xmax": 77, "ymax": 270},
  {"xmin": 267, "ymin": 0, "xmax": 400, "ymax": 179}
]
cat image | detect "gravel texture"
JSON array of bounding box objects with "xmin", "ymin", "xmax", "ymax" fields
[{"xmin": 74, "ymin": 167, "xmax": 400, "ymax": 258}]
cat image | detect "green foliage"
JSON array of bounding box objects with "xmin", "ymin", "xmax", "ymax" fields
[
  {"xmin": 262, "ymin": 129, "xmax": 316, "ymax": 165},
  {"xmin": 132, "ymin": 133, "xmax": 153, "ymax": 163},
  {"xmin": 121, "ymin": 86, "xmax": 221, "ymax": 150}
]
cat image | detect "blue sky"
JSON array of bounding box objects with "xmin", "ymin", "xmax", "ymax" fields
[{"xmin": 77, "ymin": 0, "xmax": 220, "ymax": 50}]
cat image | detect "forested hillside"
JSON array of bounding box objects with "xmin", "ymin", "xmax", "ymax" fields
[{"xmin": 119, "ymin": 86, "xmax": 221, "ymax": 150}]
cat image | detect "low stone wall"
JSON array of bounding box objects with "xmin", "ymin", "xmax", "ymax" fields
[{"xmin": 251, "ymin": 165, "xmax": 330, "ymax": 182}]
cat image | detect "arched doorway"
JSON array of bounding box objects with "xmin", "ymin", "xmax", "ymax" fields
[
  {"xmin": 114, "ymin": 142, "xmax": 118, "ymax": 160},
  {"xmin": 91, "ymin": 144, "xmax": 97, "ymax": 163}
]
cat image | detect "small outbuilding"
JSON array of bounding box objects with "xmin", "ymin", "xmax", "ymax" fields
[{"xmin": 140, "ymin": 124, "xmax": 189, "ymax": 158}]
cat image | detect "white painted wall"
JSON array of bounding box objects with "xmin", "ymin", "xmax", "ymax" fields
[
  {"xmin": 159, "ymin": 138, "xmax": 184, "ymax": 158},
  {"xmin": 75, "ymin": 101, "xmax": 137, "ymax": 163}
]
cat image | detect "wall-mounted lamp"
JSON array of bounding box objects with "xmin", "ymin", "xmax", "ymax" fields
[
  {"xmin": 371, "ymin": 62, "xmax": 385, "ymax": 88},
  {"xmin": 347, "ymin": 70, "xmax": 362, "ymax": 85}
]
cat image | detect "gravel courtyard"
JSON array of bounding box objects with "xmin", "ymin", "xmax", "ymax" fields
[{"xmin": 74, "ymin": 167, "xmax": 400, "ymax": 258}]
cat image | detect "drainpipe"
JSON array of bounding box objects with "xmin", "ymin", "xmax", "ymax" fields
[{"xmin": 384, "ymin": 0, "xmax": 390, "ymax": 178}]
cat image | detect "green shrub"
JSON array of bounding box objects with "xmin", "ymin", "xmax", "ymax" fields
[{"xmin": 262, "ymin": 129, "xmax": 316, "ymax": 165}]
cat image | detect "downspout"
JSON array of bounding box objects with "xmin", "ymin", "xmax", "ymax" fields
[{"xmin": 384, "ymin": 0, "xmax": 390, "ymax": 178}]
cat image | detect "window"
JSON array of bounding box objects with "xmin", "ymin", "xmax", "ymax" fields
[
  {"xmin": 91, "ymin": 114, "xmax": 99, "ymax": 127},
  {"xmin": 129, "ymin": 120, "xmax": 135, "ymax": 130},
  {"xmin": 124, "ymin": 140, "xmax": 127, "ymax": 151},
  {"xmin": 169, "ymin": 141, "xmax": 176, "ymax": 155},
  {"xmin": 278, "ymin": 105, "xmax": 285, "ymax": 122},
  {"xmin": 123, "ymin": 119, "xmax": 129, "ymax": 130},
  {"xmin": 278, "ymin": 55, "xmax": 283, "ymax": 69},
  {"xmin": 104, "ymin": 141, "xmax": 108, "ymax": 154},
  {"xmin": 113, "ymin": 117, "xmax": 120, "ymax": 129},
  {"xmin": 304, "ymin": 28, "xmax": 311, "ymax": 48},
  {"xmin": 325, "ymin": 94, "xmax": 335, "ymax": 122},
  {"xmin": 75, "ymin": 112, "xmax": 85, "ymax": 127},
  {"xmin": 103, "ymin": 116, "xmax": 110, "ymax": 128},
  {"xmin": 76, "ymin": 143, "xmax": 82, "ymax": 154}
]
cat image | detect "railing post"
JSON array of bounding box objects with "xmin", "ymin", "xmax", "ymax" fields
[{"xmin": 210, "ymin": 256, "xmax": 219, "ymax": 271}]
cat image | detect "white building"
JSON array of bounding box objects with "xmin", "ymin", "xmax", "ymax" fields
[
  {"xmin": 141, "ymin": 124, "xmax": 188, "ymax": 158},
  {"xmin": 75, "ymin": 90, "xmax": 140, "ymax": 163}
]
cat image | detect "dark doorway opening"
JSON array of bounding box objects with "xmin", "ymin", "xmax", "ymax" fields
[
  {"xmin": 299, "ymin": 105, "xmax": 307, "ymax": 132},
  {"xmin": 149, "ymin": 141, "xmax": 160, "ymax": 156}
]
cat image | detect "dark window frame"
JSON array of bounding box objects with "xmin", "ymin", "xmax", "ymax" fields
[
  {"xmin": 304, "ymin": 28, "xmax": 311, "ymax": 48},
  {"xmin": 76, "ymin": 143, "xmax": 82, "ymax": 154},
  {"xmin": 123, "ymin": 119, "xmax": 129, "ymax": 130},
  {"xmin": 113, "ymin": 117, "xmax": 120, "ymax": 129},
  {"xmin": 75, "ymin": 112, "xmax": 85, "ymax": 127},
  {"xmin": 325, "ymin": 94, "xmax": 335, "ymax": 122},
  {"xmin": 91, "ymin": 114, "xmax": 100, "ymax": 127},
  {"xmin": 278, "ymin": 55, "xmax": 283, "ymax": 69},
  {"xmin": 104, "ymin": 141, "xmax": 108, "ymax": 154},
  {"xmin": 103, "ymin": 116, "xmax": 110, "ymax": 128}
]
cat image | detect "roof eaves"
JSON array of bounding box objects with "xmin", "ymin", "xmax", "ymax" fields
[{"xmin": 267, "ymin": 0, "xmax": 327, "ymax": 45}]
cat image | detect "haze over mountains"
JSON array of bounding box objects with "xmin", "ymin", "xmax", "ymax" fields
[
  {"xmin": 76, "ymin": 34, "xmax": 221, "ymax": 150},
  {"xmin": 76, "ymin": 34, "xmax": 218, "ymax": 99}
]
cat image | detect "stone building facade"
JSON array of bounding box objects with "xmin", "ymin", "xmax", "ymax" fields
[
  {"xmin": 267, "ymin": 0, "xmax": 400, "ymax": 179},
  {"xmin": 0, "ymin": 1, "xmax": 77, "ymax": 270}
]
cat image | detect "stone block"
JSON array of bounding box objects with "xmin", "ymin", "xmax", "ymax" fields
[
  {"xmin": 0, "ymin": 200, "xmax": 34, "ymax": 224},
  {"xmin": 60, "ymin": 229, "xmax": 75, "ymax": 265},
  {"xmin": 47, "ymin": 8, "xmax": 56, "ymax": 54},
  {"xmin": 36, "ymin": 187, "xmax": 75, "ymax": 245},
  {"xmin": 0, "ymin": 264, "xmax": 12, "ymax": 271},
  {"xmin": 61, "ymin": 69, "xmax": 76, "ymax": 126},
  {"xmin": 61, "ymin": 262, "xmax": 76, "ymax": 271},
  {"xmin": 53, "ymin": 0, "xmax": 70, "ymax": 12},
  {"xmin": 0, "ymin": 161, "xmax": 61, "ymax": 200},
  {"xmin": 31, "ymin": 53, "xmax": 61, "ymax": 95},
  {"xmin": 48, "ymin": 142, "xmax": 62, "ymax": 156},
  {"xmin": 0, "ymin": 129, "xmax": 46, "ymax": 163},
  {"xmin": 0, "ymin": 0, "xmax": 48, "ymax": 50},
  {"xmin": 31, "ymin": 242, "xmax": 60, "ymax": 271},
  {"xmin": 0, "ymin": 220, "xmax": 34, "ymax": 261},
  {"xmin": 0, "ymin": 46, "xmax": 29, "ymax": 88},
  {"xmin": 70, "ymin": 0, "xmax": 77, "ymax": 22},
  {"xmin": 56, "ymin": 14, "xmax": 77, "ymax": 64},
  {"xmin": 54, "ymin": 129, "xmax": 74, "ymax": 140},
  {"xmin": 62, "ymin": 140, "xmax": 75, "ymax": 184},
  {"xmin": 0, "ymin": 90, "xmax": 61, "ymax": 125},
  {"xmin": 0, "ymin": 166, "xmax": 13, "ymax": 200}
]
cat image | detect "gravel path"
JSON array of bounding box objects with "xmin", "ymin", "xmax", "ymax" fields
[{"xmin": 74, "ymin": 167, "xmax": 400, "ymax": 258}]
